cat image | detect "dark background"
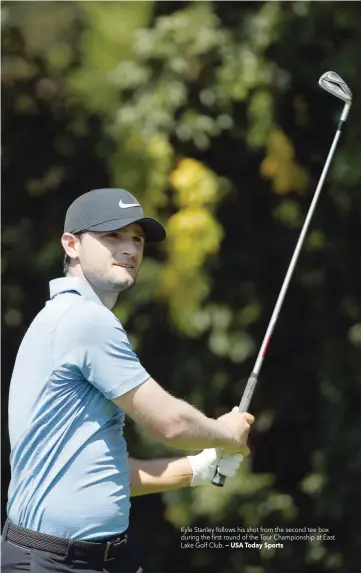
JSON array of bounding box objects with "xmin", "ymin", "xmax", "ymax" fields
[{"xmin": 2, "ymin": 2, "xmax": 361, "ymax": 572}]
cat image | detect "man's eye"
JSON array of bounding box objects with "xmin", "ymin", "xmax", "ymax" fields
[
  {"xmin": 106, "ymin": 233, "xmax": 118, "ymax": 239},
  {"xmin": 134, "ymin": 236, "xmax": 144, "ymax": 244}
]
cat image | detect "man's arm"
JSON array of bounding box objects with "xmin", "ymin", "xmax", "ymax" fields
[
  {"xmin": 66, "ymin": 305, "xmax": 253, "ymax": 453},
  {"xmin": 129, "ymin": 456, "xmax": 192, "ymax": 497},
  {"xmin": 128, "ymin": 449, "xmax": 243, "ymax": 496},
  {"xmin": 113, "ymin": 378, "xmax": 253, "ymax": 454}
]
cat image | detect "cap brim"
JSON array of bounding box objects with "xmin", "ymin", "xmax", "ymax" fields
[{"xmin": 87, "ymin": 216, "xmax": 166, "ymax": 243}]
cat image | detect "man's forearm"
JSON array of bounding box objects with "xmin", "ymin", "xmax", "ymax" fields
[
  {"xmin": 129, "ymin": 456, "xmax": 193, "ymax": 497},
  {"xmin": 162, "ymin": 399, "xmax": 236, "ymax": 451},
  {"xmin": 115, "ymin": 377, "xmax": 246, "ymax": 453}
]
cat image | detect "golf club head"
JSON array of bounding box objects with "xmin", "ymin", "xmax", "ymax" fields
[{"xmin": 319, "ymin": 71, "xmax": 352, "ymax": 103}]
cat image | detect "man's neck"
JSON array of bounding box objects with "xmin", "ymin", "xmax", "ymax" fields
[
  {"xmin": 91, "ymin": 288, "xmax": 118, "ymax": 310},
  {"xmin": 66, "ymin": 271, "xmax": 119, "ymax": 310}
]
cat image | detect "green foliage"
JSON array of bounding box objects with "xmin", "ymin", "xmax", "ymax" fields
[
  {"xmin": 2, "ymin": 1, "xmax": 361, "ymax": 572},
  {"xmin": 68, "ymin": 1, "xmax": 154, "ymax": 114}
]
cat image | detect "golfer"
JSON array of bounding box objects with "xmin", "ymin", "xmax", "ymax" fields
[{"xmin": 2, "ymin": 188, "xmax": 254, "ymax": 573}]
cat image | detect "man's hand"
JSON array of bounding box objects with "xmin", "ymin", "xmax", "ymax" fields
[
  {"xmin": 217, "ymin": 407, "xmax": 254, "ymax": 455},
  {"xmin": 186, "ymin": 448, "xmax": 243, "ymax": 487}
]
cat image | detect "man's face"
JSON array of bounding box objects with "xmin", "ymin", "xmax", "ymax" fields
[{"xmin": 75, "ymin": 223, "xmax": 145, "ymax": 293}]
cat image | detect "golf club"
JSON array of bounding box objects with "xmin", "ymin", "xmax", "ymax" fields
[{"xmin": 212, "ymin": 71, "xmax": 352, "ymax": 487}]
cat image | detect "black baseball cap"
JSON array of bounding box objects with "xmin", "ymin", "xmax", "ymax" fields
[{"xmin": 64, "ymin": 188, "xmax": 166, "ymax": 242}]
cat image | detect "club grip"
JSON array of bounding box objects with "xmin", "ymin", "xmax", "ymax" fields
[
  {"xmin": 211, "ymin": 373, "xmax": 258, "ymax": 487},
  {"xmin": 211, "ymin": 470, "xmax": 226, "ymax": 487}
]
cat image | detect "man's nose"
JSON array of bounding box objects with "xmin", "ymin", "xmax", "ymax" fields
[{"xmin": 119, "ymin": 238, "xmax": 138, "ymax": 256}]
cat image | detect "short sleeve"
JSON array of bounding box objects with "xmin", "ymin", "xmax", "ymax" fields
[{"xmin": 55, "ymin": 300, "xmax": 150, "ymax": 399}]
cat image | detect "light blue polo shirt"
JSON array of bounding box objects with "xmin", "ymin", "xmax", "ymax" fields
[{"xmin": 7, "ymin": 277, "xmax": 150, "ymax": 540}]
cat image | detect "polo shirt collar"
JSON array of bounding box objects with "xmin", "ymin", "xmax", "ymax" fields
[{"xmin": 49, "ymin": 277, "xmax": 103, "ymax": 305}]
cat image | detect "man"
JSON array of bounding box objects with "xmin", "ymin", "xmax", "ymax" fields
[{"xmin": 2, "ymin": 188, "xmax": 254, "ymax": 573}]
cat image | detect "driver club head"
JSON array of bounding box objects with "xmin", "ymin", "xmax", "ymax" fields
[{"xmin": 319, "ymin": 71, "xmax": 352, "ymax": 103}]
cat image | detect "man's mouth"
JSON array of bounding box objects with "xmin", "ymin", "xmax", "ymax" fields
[{"xmin": 114, "ymin": 263, "xmax": 135, "ymax": 269}]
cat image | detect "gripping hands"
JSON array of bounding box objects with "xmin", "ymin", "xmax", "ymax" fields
[
  {"xmin": 187, "ymin": 407, "xmax": 254, "ymax": 486},
  {"xmin": 217, "ymin": 407, "xmax": 254, "ymax": 455},
  {"xmin": 187, "ymin": 448, "xmax": 243, "ymax": 487}
]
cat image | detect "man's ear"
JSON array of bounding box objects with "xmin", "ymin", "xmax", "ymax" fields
[{"xmin": 61, "ymin": 233, "xmax": 80, "ymax": 260}]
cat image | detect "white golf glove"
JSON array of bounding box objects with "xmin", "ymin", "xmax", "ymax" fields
[{"xmin": 187, "ymin": 448, "xmax": 243, "ymax": 487}]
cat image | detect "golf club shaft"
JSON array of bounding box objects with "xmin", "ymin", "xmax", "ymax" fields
[{"xmin": 212, "ymin": 101, "xmax": 350, "ymax": 487}]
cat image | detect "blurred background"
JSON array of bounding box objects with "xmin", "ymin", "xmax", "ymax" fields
[{"xmin": 2, "ymin": 2, "xmax": 361, "ymax": 572}]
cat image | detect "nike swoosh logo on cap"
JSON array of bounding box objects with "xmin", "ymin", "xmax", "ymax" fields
[{"xmin": 119, "ymin": 199, "xmax": 140, "ymax": 209}]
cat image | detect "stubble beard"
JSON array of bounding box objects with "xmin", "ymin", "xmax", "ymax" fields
[
  {"xmin": 112, "ymin": 267, "xmax": 139, "ymax": 292},
  {"xmin": 99, "ymin": 273, "xmax": 138, "ymax": 293},
  {"xmin": 110, "ymin": 277, "xmax": 136, "ymax": 292},
  {"xmin": 84, "ymin": 267, "xmax": 139, "ymax": 295}
]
